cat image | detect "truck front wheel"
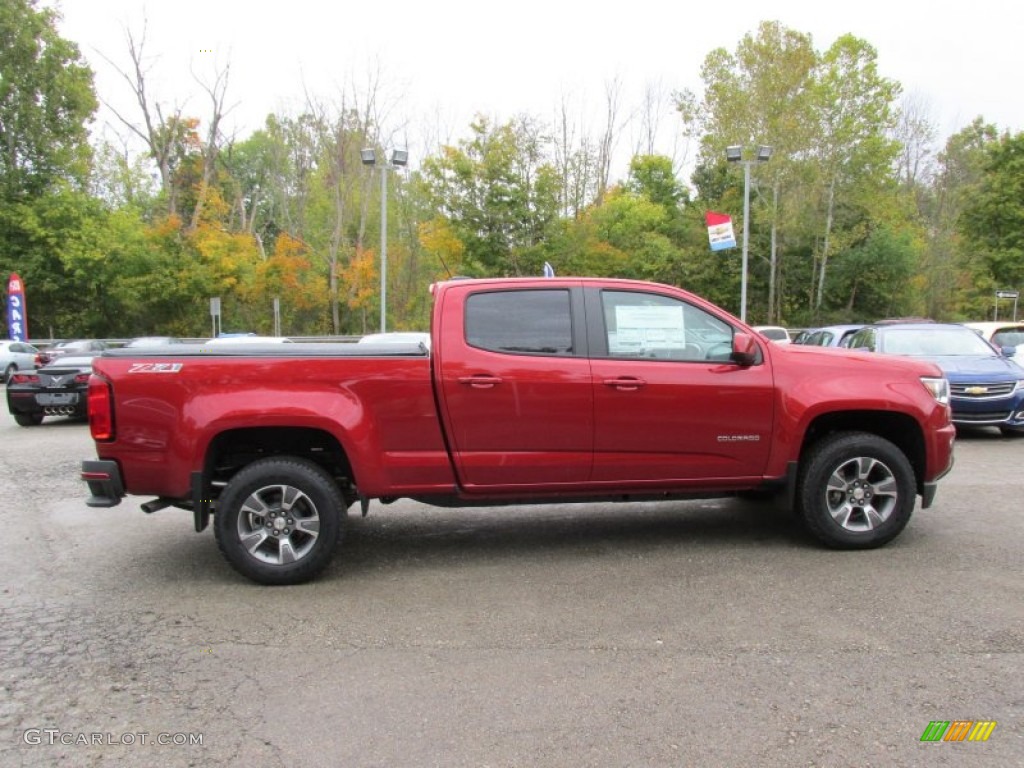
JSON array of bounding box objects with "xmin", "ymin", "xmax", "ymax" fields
[
  {"xmin": 797, "ymin": 432, "xmax": 916, "ymax": 550},
  {"xmin": 214, "ymin": 457, "xmax": 345, "ymax": 585}
]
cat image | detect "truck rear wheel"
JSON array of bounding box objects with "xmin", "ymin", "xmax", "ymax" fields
[
  {"xmin": 797, "ymin": 432, "xmax": 916, "ymax": 549},
  {"xmin": 214, "ymin": 457, "xmax": 345, "ymax": 585}
]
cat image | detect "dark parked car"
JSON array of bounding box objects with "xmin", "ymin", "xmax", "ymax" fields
[
  {"xmin": 6, "ymin": 355, "xmax": 95, "ymax": 426},
  {"xmin": 39, "ymin": 339, "xmax": 108, "ymax": 365},
  {"xmin": 847, "ymin": 322, "xmax": 1024, "ymax": 436}
]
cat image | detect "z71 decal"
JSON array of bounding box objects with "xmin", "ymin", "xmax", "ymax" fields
[{"xmin": 128, "ymin": 363, "xmax": 183, "ymax": 374}]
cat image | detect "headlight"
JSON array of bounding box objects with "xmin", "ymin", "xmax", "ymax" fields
[{"xmin": 921, "ymin": 376, "xmax": 950, "ymax": 405}]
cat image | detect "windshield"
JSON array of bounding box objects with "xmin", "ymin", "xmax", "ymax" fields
[{"xmin": 881, "ymin": 328, "xmax": 1000, "ymax": 356}]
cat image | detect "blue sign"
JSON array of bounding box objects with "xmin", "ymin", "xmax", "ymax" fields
[{"xmin": 7, "ymin": 273, "xmax": 27, "ymax": 341}]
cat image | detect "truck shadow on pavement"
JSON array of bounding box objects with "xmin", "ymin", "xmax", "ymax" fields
[
  {"xmin": 124, "ymin": 497, "xmax": 813, "ymax": 585},
  {"xmin": 328, "ymin": 498, "xmax": 815, "ymax": 582}
]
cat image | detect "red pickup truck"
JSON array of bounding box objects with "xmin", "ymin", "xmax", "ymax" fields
[{"xmin": 82, "ymin": 278, "xmax": 956, "ymax": 584}]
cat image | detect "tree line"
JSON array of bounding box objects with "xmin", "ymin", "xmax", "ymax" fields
[{"xmin": 2, "ymin": 2, "xmax": 1022, "ymax": 341}]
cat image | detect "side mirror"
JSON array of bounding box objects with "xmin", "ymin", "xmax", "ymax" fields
[
  {"xmin": 1001, "ymin": 346, "xmax": 1016, "ymax": 358},
  {"xmin": 732, "ymin": 332, "xmax": 758, "ymax": 366}
]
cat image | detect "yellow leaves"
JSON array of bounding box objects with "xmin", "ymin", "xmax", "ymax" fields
[
  {"xmin": 418, "ymin": 216, "xmax": 466, "ymax": 278},
  {"xmin": 189, "ymin": 221, "xmax": 258, "ymax": 289},
  {"xmin": 339, "ymin": 246, "xmax": 378, "ymax": 311},
  {"xmin": 193, "ymin": 185, "xmax": 232, "ymax": 224}
]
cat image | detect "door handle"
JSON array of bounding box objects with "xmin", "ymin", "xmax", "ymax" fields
[
  {"xmin": 458, "ymin": 374, "xmax": 503, "ymax": 388},
  {"xmin": 602, "ymin": 377, "xmax": 646, "ymax": 391}
]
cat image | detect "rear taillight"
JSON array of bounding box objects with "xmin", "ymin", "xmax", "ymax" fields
[
  {"xmin": 74, "ymin": 372, "xmax": 91, "ymax": 384},
  {"xmin": 88, "ymin": 374, "xmax": 115, "ymax": 441},
  {"xmin": 10, "ymin": 372, "xmax": 39, "ymax": 385}
]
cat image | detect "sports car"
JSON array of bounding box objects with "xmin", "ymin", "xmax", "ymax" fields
[{"xmin": 5, "ymin": 355, "xmax": 95, "ymax": 426}]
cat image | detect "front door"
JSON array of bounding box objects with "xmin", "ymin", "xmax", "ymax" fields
[{"xmin": 588, "ymin": 288, "xmax": 774, "ymax": 484}]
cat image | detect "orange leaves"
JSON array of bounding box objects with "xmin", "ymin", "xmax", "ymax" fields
[
  {"xmin": 253, "ymin": 234, "xmax": 328, "ymax": 312},
  {"xmin": 339, "ymin": 246, "xmax": 378, "ymax": 311}
]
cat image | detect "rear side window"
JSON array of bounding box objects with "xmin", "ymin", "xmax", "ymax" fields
[
  {"xmin": 992, "ymin": 328, "xmax": 1024, "ymax": 347},
  {"xmin": 848, "ymin": 329, "xmax": 875, "ymax": 350},
  {"xmin": 465, "ymin": 290, "xmax": 573, "ymax": 355}
]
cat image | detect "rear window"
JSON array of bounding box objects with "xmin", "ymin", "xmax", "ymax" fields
[
  {"xmin": 465, "ymin": 290, "xmax": 573, "ymax": 355},
  {"xmin": 992, "ymin": 328, "xmax": 1024, "ymax": 348}
]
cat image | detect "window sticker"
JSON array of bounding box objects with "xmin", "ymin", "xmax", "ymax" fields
[{"xmin": 610, "ymin": 305, "xmax": 685, "ymax": 355}]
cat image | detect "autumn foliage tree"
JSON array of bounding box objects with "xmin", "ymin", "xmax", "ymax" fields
[{"xmin": 5, "ymin": 12, "xmax": 1021, "ymax": 339}]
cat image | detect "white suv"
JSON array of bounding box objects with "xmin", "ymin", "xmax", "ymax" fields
[{"xmin": 962, "ymin": 322, "xmax": 1024, "ymax": 366}]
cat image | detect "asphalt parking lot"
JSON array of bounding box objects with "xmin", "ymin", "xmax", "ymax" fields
[{"xmin": 1, "ymin": 409, "xmax": 1021, "ymax": 767}]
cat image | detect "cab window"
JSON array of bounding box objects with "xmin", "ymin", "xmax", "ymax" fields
[{"xmin": 599, "ymin": 290, "xmax": 734, "ymax": 362}]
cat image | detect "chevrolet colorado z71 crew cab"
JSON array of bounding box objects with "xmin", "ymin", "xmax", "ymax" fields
[{"xmin": 82, "ymin": 278, "xmax": 956, "ymax": 584}]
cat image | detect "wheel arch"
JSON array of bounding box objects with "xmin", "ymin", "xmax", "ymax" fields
[
  {"xmin": 801, "ymin": 410, "xmax": 926, "ymax": 494},
  {"xmin": 203, "ymin": 426, "xmax": 357, "ymax": 506}
]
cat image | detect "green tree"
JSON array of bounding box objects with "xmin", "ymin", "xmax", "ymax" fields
[
  {"xmin": 826, "ymin": 225, "xmax": 919, "ymax": 321},
  {"xmin": 1, "ymin": 0, "xmax": 98, "ymax": 337},
  {"xmin": 678, "ymin": 22, "xmax": 819, "ymax": 321},
  {"xmin": 958, "ymin": 130, "xmax": 1024, "ymax": 317},
  {"xmin": 679, "ymin": 24, "xmax": 907, "ymax": 325},
  {"xmin": 808, "ymin": 34, "xmax": 902, "ymax": 314},
  {"xmin": 915, "ymin": 118, "xmax": 998, "ymax": 319},
  {"xmin": 0, "ymin": 0, "xmax": 96, "ymax": 197},
  {"xmin": 419, "ymin": 115, "xmax": 560, "ymax": 276}
]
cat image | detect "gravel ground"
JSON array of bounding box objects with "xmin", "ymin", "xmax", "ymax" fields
[{"xmin": 1, "ymin": 408, "xmax": 1021, "ymax": 767}]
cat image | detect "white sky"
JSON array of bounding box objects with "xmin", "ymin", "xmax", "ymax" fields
[{"xmin": 51, "ymin": 0, "xmax": 1024, "ymax": 182}]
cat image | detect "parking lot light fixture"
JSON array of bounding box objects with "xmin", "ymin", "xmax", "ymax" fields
[
  {"xmin": 726, "ymin": 144, "xmax": 773, "ymax": 323},
  {"xmin": 361, "ymin": 147, "xmax": 410, "ymax": 333}
]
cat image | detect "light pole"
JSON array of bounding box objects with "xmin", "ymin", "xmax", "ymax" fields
[
  {"xmin": 726, "ymin": 144, "xmax": 772, "ymax": 323},
  {"xmin": 361, "ymin": 147, "xmax": 409, "ymax": 333}
]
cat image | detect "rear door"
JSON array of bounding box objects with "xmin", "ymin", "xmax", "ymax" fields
[
  {"xmin": 587, "ymin": 287, "xmax": 775, "ymax": 483},
  {"xmin": 436, "ymin": 284, "xmax": 594, "ymax": 489}
]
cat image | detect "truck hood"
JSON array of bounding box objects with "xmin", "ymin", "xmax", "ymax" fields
[{"xmin": 776, "ymin": 342, "xmax": 946, "ymax": 379}]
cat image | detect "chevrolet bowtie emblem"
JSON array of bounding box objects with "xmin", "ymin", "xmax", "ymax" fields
[{"xmin": 964, "ymin": 386, "xmax": 989, "ymax": 395}]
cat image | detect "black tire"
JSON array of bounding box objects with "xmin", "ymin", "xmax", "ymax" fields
[
  {"xmin": 214, "ymin": 457, "xmax": 345, "ymax": 585},
  {"xmin": 3, "ymin": 363, "xmax": 15, "ymax": 383},
  {"xmin": 797, "ymin": 431, "xmax": 916, "ymax": 550},
  {"xmin": 14, "ymin": 412, "xmax": 44, "ymax": 427}
]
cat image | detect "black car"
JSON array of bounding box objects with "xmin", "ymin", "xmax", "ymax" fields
[{"xmin": 5, "ymin": 355, "xmax": 95, "ymax": 426}]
